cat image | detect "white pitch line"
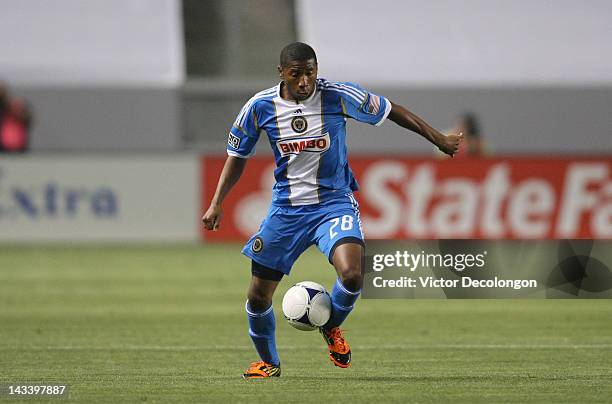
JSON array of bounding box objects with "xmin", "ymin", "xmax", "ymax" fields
[{"xmin": 2, "ymin": 344, "xmax": 612, "ymax": 351}]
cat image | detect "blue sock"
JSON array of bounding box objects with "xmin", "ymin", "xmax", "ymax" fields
[
  {"xmin": 324, "ymin": 278, "xmax": 361, "ymax": 330},
  {"xmin": 246, "ymin": 301, "xmax": 280, "ymax": 366}
]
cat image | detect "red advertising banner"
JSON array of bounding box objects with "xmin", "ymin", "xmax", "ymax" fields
[{"xmin": 201, "ymin": 156, "xmax": 612, "ymax": 241}]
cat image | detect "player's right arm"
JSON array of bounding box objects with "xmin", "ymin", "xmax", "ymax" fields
[
  {"xmin": 202, "ymin": 156, "xmax": 247, "ymax": 231},
  {"xmin": 202, "ymin": 96, "xmax": 262, "ymax": 231}
]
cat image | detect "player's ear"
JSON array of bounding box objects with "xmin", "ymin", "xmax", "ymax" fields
[{"xmin": 277, "ymin": 65, "xmax": 283, "ymax": 78}]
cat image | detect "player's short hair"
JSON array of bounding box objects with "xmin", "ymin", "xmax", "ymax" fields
[{"xmin": 279, "ymin": 42, "xmax": 317, "ymax": 67}]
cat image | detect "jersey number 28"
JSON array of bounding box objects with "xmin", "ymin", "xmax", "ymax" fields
[{"xmin": 329, "ymin": 215, "xmax": 353, "ymax": 239}]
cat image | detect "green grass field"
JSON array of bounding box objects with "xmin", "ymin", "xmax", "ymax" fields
[{"xmin": 1, "ymin": 244, "xmax": 611, "ymax": 403}]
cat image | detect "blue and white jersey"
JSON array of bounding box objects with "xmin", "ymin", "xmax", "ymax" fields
[{"xmin": 227, "ymin": 78, "xmax": 392, "ymax": 206}]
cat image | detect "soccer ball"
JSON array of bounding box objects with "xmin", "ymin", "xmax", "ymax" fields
[{"xmin": 282, "ymin": 281, "xmax": 332, "ymax": 331}]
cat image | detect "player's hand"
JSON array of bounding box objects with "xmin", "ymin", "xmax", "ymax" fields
[
  {"xmin": 202, "ymin": 204, "xmax": 223, "ymax": 231},
  {"xmin": 437, "ymin": 132, "xmax": 464, "ymax": 157}
]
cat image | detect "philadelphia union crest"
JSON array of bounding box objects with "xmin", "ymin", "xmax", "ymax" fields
[
  {"xmin": 252, "ymin": 237, "xmax": 264, "ymax": 254},
  {"xmin": 291, "ymin": 116, "xmax": 308, "ymax": 133}
]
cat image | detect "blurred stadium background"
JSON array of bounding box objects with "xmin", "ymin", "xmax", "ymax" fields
[{"xmin": 1, "ymin": 0, "xmax": 611, "ymax": 402}]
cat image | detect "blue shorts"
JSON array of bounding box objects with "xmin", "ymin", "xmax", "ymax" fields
[{"xmin": 242, "ymin": 193, "xmax": 365, "ymax": 275}]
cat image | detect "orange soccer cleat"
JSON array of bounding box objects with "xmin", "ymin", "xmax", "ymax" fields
[
  {"xmin": 242, "ymin": 361, "xmax": 281, "ymax": 379},
  {"xmin": 320, "ymin": 327, "xmax": 352, "ymax": 368}
]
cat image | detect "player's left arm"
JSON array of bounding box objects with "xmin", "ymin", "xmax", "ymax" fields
[{"xmin": 388, "ymin": 102, "xmax": 463, "ymax": 157}]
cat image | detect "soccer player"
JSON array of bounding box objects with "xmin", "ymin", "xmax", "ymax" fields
[{"xmin": 202, "ymin": 42, "xmax": 462, "ymax": 379}]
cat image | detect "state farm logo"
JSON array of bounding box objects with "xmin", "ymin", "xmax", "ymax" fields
[
  {"xmin": 358, "ymin": 161, "xmax": 612, "ymax": 239},
  {"xmin": 276, "ymin": 133, "xmax": 330, "ymax": 157}
]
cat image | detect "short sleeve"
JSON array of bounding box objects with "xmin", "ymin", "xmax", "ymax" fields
[
  {"xmin": 337, "ymin": 82, "xmax": 392, "ymax": 127},
  {"xmin": 226, "ymin": 99, "xmax": 261, "ymax": 158}
]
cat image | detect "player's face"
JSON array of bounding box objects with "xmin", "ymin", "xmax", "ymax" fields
[{"xmin": 278, "ymin": 59, "xmax": 318, "ymax": 102}]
